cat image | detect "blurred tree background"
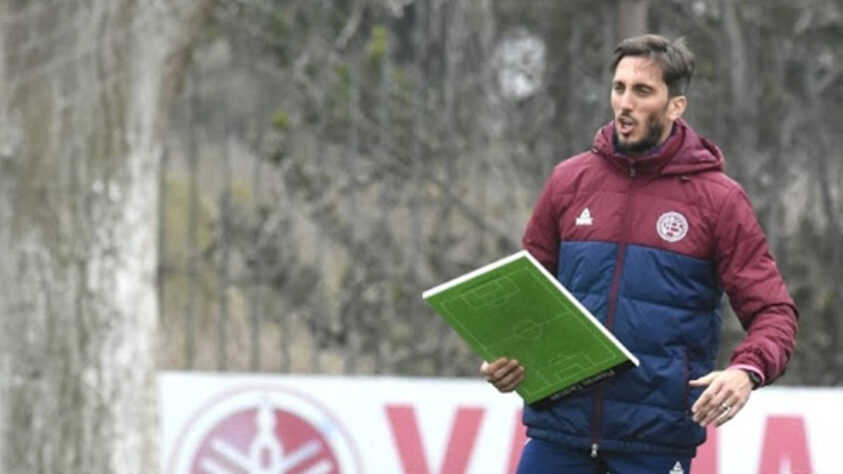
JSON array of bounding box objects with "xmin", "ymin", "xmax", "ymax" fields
[
  {"xmin": 1, "ymin": 0, "xmax": 841, "ymax": 471},
  {"xmin": 159, "ymin": 0, "xmax": 842, "ymax": 384},
  {"xmin": 0, "ymin": 0, "xmax": 212, "ymax": 472}
]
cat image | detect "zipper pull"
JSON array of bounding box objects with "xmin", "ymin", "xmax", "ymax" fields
[
  {"xmin": 629, "ymin": 166, "xmax": 637, "ymax": 177},
  {"xmin": 590, "ymin": 443, "xmax": 599, "ymax": 458}
]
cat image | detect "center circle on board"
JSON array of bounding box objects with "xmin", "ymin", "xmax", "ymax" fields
[{"xmin": 514, "ymin": 319, "xmax": 543, "ymax": 341}]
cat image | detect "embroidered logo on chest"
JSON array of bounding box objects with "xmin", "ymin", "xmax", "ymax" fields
[
  {"xmin": 575, "ymin": 208, "xmax": 593, "ymax": 226},
  {"xmin": 656, "ymin": 211, "xmax": 689, "ymax": 242}
]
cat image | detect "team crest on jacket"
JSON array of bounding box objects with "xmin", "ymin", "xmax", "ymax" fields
[{"xmin": 657, "ymin": 211, "xmax": 688, "ymax": 242}]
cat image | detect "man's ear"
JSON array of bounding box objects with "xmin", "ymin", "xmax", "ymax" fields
[{"xmin": 668, "ymin": 95, "xmax": 687, "ymax": 121}]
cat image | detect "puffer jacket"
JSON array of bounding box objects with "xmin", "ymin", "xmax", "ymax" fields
[{"xmin": 521, "ymin": 119, "xmax": 798, "ymax": 456}]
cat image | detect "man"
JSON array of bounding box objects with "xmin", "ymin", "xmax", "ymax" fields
[{"xmin": 481, "ymin": 34, "xmax": 798, "ymax": 473}]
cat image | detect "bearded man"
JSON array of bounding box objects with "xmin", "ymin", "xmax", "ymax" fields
[{"xmin": 481, "ymin": 34, "xmax": 798, "ymax": 473}]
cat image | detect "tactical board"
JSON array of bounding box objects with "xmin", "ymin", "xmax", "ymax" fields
[{"xmin": 423, "ymin": 250, "xmax": 639, "ymax": 406}]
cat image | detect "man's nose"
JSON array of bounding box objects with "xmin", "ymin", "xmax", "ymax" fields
[{"xmin": 618, "ymin": 90, "xmax": 634, "ymax": 111}]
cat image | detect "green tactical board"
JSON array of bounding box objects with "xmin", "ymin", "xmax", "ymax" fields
[{"xmin": 423, "ymin": 250, "xmax": 639, "ymax": 406}]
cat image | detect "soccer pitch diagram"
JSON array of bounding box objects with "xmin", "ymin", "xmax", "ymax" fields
[{"xmin": 425, "ymin": 252, "xmax": 636, "ymax": 404}]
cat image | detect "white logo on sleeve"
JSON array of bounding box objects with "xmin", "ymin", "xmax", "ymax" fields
[
  {"xmin": 669, "ymin": 461, "xmax": 685, "ymax": 474},
  {"xmin": 575, "ymin": 208, "xmax": 593, "ymax": 226},
  {"xmin": 656, "ymin": 211, "xmax": 688, "ymax": 242}
]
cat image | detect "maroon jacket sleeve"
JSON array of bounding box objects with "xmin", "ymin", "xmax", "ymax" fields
[
  {"xmin": 522, "ymin": 168, "xmax": 563, "ymax": 274},
  {"xmin": 714, "ymin": 185, "xmax": 798, "ymax": 385}
]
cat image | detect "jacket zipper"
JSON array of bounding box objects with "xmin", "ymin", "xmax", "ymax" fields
[
  {"xmin": 682, "ymin": 347, "xmax": 690, "ymax": 411},
  {"xmin": 591, "ymin": 164, "xmax": 638, "ymax": 458}
]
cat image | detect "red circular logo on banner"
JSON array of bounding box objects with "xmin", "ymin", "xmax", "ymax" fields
[{"xmin": 168, "ymin": 386, "xmax": 361, "ymax": 474}]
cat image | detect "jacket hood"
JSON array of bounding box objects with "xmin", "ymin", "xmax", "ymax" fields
[{"xmin": 593, "ymin": 119, "xmax": 723, "ymax": 176}]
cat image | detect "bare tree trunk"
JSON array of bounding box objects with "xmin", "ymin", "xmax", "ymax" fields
[
  {"xmin": 0, "ymin": 1, "xmax": 212, "ymax": 473},
  {"xmin": 617, "ymin": 0, "xmax": 649, "ymax": 39},
  {"xmin": 720, "ymin": 0, "xmax": 758, "ymax": 183},
  {"xmin": 817, "ymin": 148, "xmax": 843, "ymax": 381}
]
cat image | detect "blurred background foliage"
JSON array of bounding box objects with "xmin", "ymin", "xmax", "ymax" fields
[{"xmin": 158, "ymin": 0, "xmax": 843, "ymax": 385}]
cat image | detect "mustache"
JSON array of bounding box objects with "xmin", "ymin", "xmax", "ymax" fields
[{"xmin": 616, "ymin": 113, "xmax": 637, "ymax": 125}]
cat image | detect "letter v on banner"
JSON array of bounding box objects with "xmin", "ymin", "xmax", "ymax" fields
[{"xmin": 386, "ymin": 404, "xmax": 485, "ymax": 474}]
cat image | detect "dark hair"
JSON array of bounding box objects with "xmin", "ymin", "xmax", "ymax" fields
[{"xmin": 611, "ymin": 34, "xmax": 695, "ymax": 97}]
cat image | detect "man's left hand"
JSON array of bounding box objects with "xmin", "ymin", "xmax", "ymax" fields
[{"xmin": 689, "ymin": 369, "xmax": 753, "ymax": 427}]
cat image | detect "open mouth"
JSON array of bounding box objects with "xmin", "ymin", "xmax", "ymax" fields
[{"xmin": 616, "ymin": 116, "xmax": 636, "ymax": 136}]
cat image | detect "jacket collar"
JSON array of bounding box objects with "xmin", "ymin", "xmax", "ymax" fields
[{"xmin": 592, "ymin": 119, "xmax": 724, "ymax": 177}]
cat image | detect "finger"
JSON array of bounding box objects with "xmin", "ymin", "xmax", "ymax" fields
[
  {"xmin": 713, "ymin": 398, "xmax": 744, "ymax": 427},
  {"xmin": 491, "ymin": 360, "xmax": 521, "ymax": 383},
  {"xmin": 714, "ymin": 390, "xmax": 751, "ymax": 427},
  {"xmin": 704, "ymin": 399, "xmax": 731, "ymax": 426},
  {"xmin": 497, "ymin": 366, "xmax": 526, "ymax": 392},
  {"xmin": 712, "ymin": 393, "xmax": 745, "ymax": 427},
  {"xmin": 488, "ymin": 361, "xmax": 523, "ymax": 391},
  {"xmin": 688, "ymin": 375, "xmax": 712, "ymax": 387},
  {"xmin": 713, "ymin": 403, "xmax": 734, "ymax": 427},
  {"xmin": 692, "ymin": 382, "xmax": 726, "ymax": 424},
  {"xmin": 689, "ymin": 371, "xmax": 719, "ymax": 387},
  {"xmin": 481, "ymin": 358, "xmax": 509, "ymax": 377},
  {"xmin": 484, "ymin": 359, "xmax": 515, "ymax": 382},
  {"xmin": 691, "ymin": 385, "xmax": 719, "ymax": 419},
  {"xmin": 699, "ymin": 391, "xmax": 729, "ymax": 426},
  {"xmin": 700, "ymin": 390, "xmax": 737, "ymax": 426}
]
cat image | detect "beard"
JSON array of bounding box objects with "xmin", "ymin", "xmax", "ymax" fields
[{"xmin": 615, "ymin": 112, "xmax": 666, "ymax": 156}]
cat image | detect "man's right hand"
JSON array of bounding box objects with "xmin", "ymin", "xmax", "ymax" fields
[{"xmin": 480, "ymin": 358, "xmax": 525, "ymax": 393}]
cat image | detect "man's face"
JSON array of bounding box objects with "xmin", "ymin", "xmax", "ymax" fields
[{"xmin": 611, "ymin": 56, "xmax": 684, "ymax": 155}]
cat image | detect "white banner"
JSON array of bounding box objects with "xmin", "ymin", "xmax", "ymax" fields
[{"xmin": 160, "ymin": 372, "xmax": 838, "ymax": 474}]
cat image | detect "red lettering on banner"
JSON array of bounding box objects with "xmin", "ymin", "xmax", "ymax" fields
[
  {"xmin": 507, "ymin": 409, "xmax": 526, "ymax": 474},
  {"xmin": 385, "ymin": 404, "xmax": 485, "ymax": 474},
  {"xmin": 690, "ymin": 425, "xmax": 718, "ymax": 474},
  {"xmin": 758, "ymin": 416, "xmax": 813, "ymax": 474}
]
